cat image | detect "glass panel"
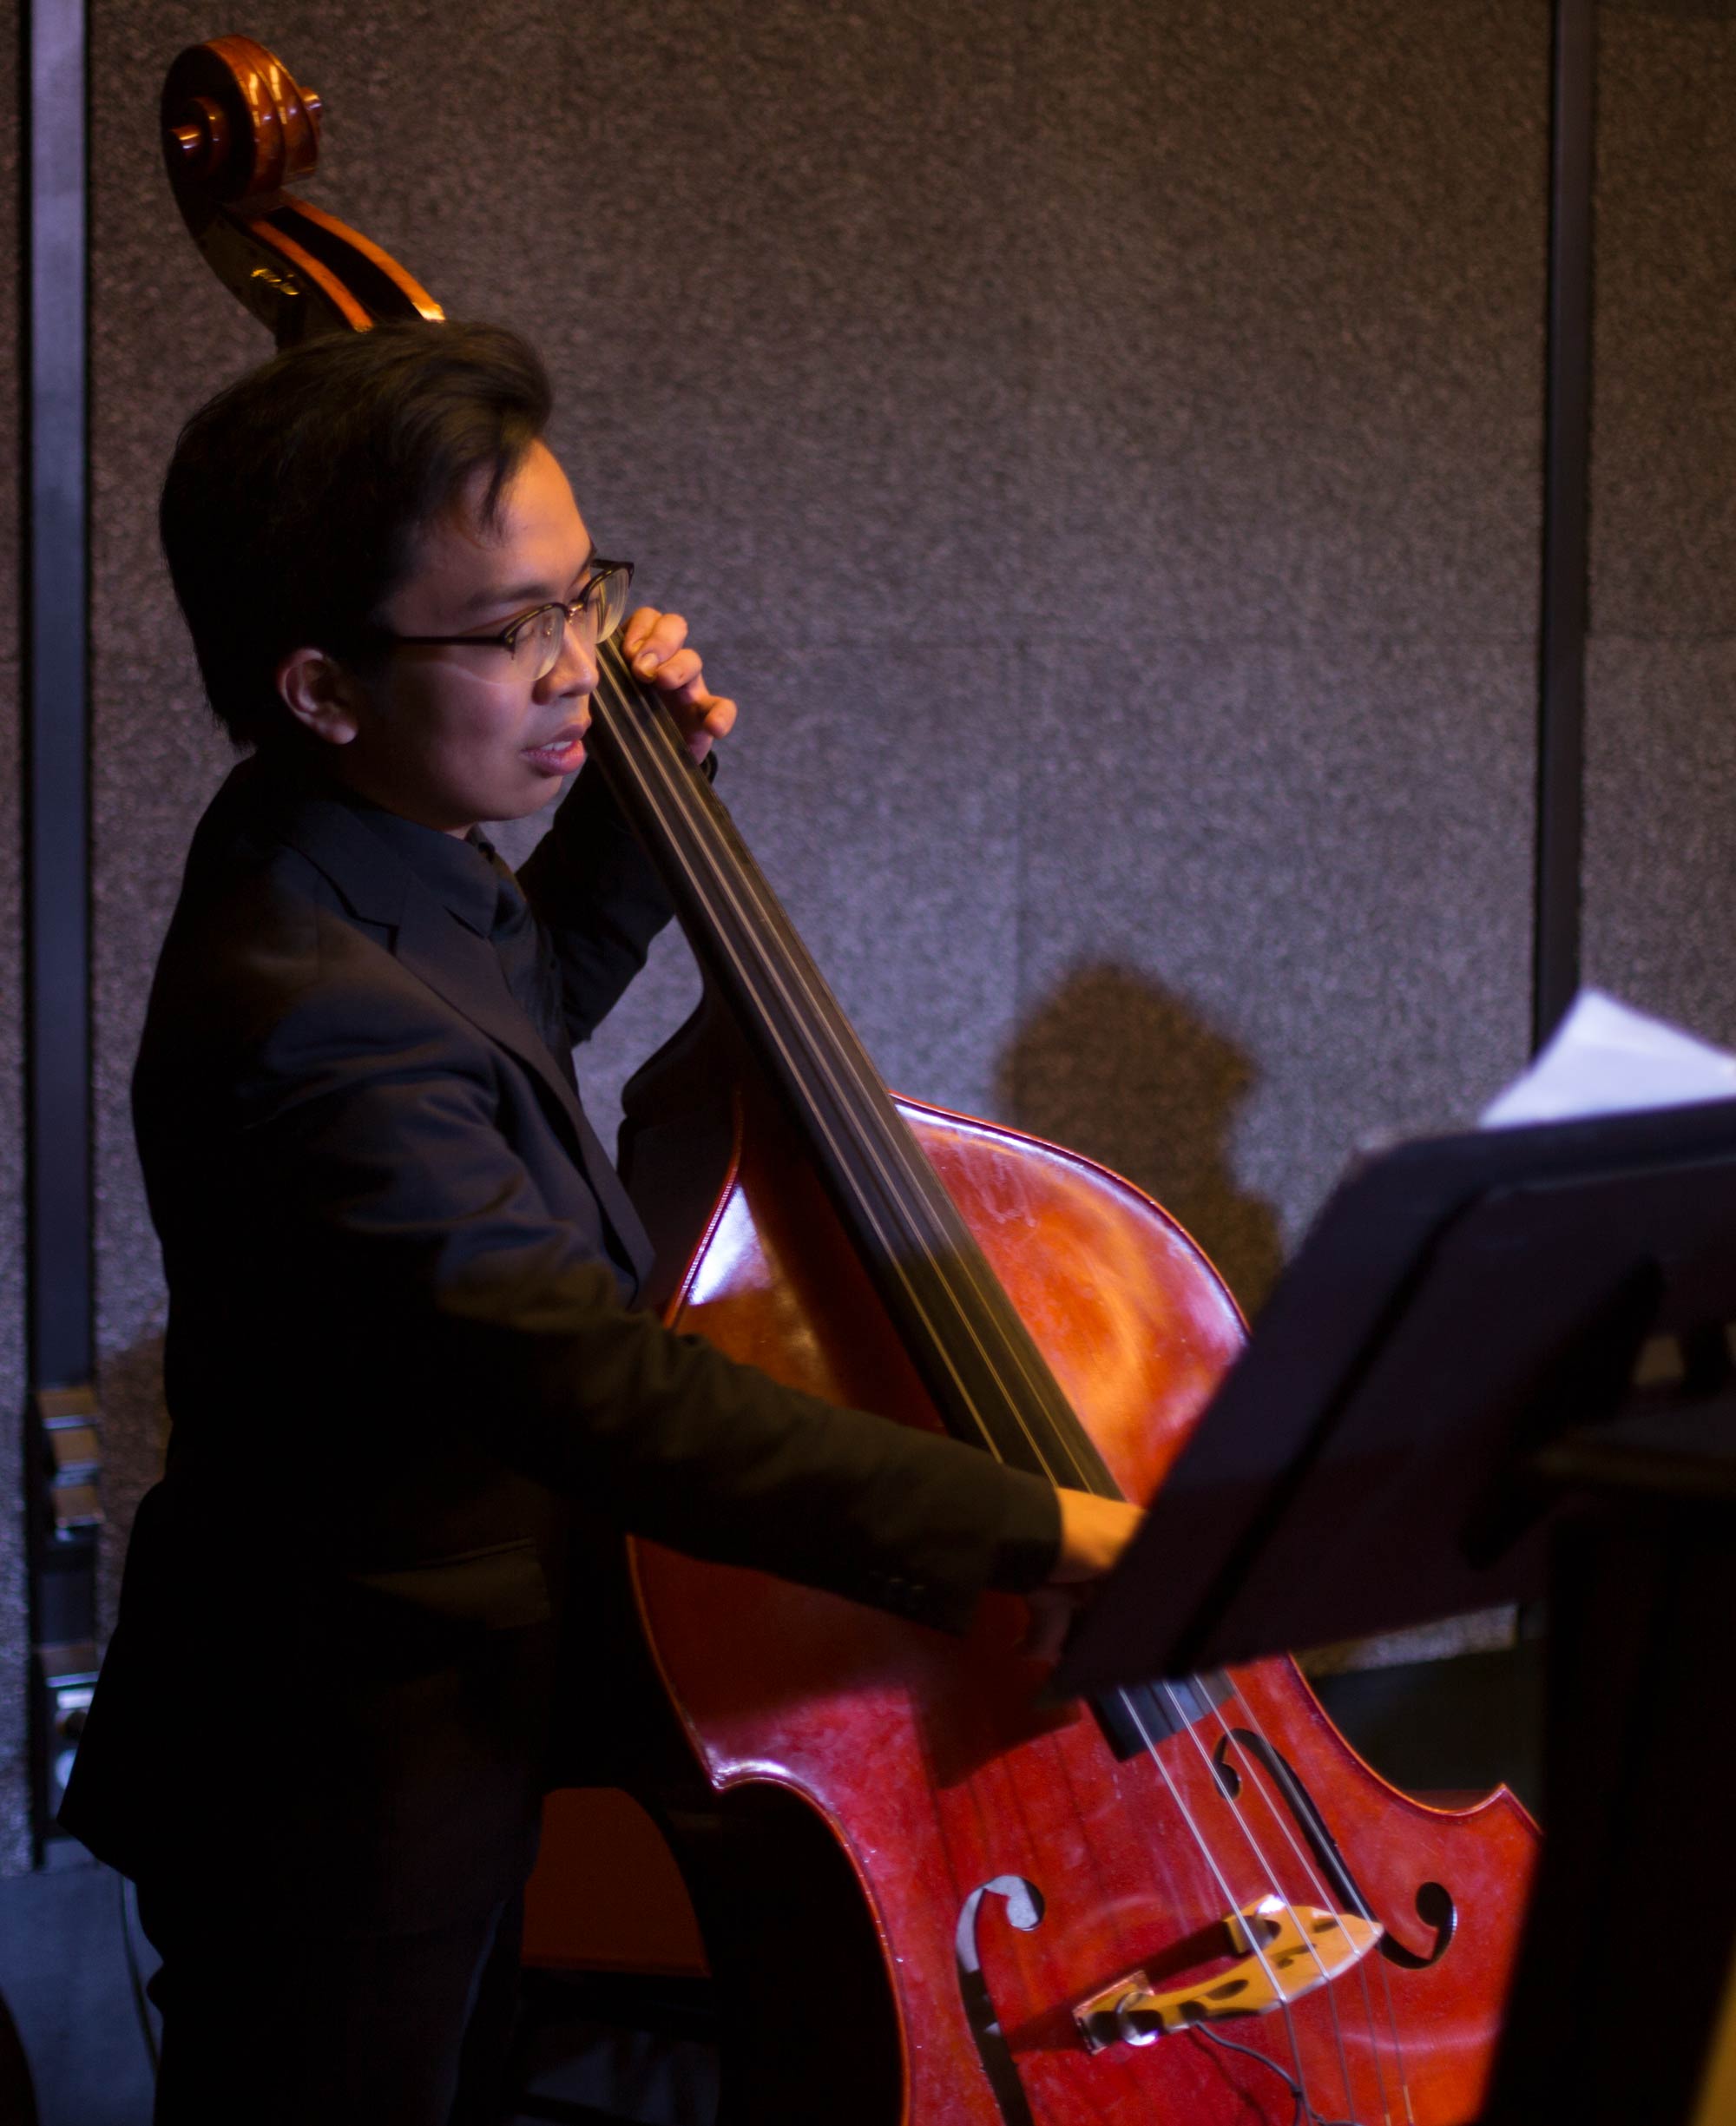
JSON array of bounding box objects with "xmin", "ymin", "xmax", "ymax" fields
[{"xmin": 511, "ymin": 605, "xmax": 562, "ymax": 674}]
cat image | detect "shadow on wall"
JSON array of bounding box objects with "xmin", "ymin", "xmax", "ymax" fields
[{"xmin": 995, "ymin": 964, "xmax": 1284, "ymax": 1317}]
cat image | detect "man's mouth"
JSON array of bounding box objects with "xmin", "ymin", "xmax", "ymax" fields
[{"xmin": 523, "ymin": 723, "xmax": 589, "ymax": 773}]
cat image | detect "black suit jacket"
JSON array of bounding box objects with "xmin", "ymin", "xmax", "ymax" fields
[{"xmin": 62, "ymin": 751, "xmax": 1058, "ymax": 1931}]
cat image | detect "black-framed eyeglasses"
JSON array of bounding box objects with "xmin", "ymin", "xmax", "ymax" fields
[{"xmin": 378, "ymin": 558, "xmax": 635, "ymax": 683}]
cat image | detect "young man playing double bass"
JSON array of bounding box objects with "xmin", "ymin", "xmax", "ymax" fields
[{"xmin": 62, "ymin": 319, "xmax": 1141, "ymax": 2124}]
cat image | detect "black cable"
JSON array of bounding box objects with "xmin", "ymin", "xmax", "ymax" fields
[{"xmin": 1190, "ymin": 2020, "xmax": 1362, "ymax": 2126}]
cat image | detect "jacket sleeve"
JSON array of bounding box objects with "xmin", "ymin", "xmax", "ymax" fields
[
  {"xmin": 516, "ymin": 764, "xmax": 676, "ymax": 1043},
  {"xmin": 232, "ymin": 948, "xmax": 1060, "ymax": 1633}
]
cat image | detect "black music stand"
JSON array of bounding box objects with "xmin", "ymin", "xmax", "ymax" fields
[{"xmin": 1055, "ymin": 1094, "xmax": 1736, "ymax": 2126}]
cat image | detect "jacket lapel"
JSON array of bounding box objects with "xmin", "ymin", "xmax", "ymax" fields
[{"xmin": 272, "ymin": 780, "xmax": 654, "ymax": 1288}]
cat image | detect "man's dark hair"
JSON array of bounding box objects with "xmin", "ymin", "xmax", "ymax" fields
[{"xmin": 160, "ymin": 319, "xmax": 553, "ymax": 747}]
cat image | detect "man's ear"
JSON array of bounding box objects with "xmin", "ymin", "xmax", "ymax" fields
[{"xmin": 277, "ymin": 647, "xmax": 365, "ymax": 746}]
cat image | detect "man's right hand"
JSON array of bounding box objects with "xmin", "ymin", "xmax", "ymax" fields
[
  {"xmin": 1051, "ymin": 1489, "xmax": 1144, "ymax": 1582},
  {"xmin": 1021, "ymin": 1489, "xmax": 1144, "ymax": 1662}
]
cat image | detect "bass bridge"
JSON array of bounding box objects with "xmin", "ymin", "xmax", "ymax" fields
[{"xmin": 1072, "ymin": 1896, "xmax": 1384, "ymax": 2053}]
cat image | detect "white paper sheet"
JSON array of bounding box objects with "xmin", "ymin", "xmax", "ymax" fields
[{"xmin": 1480, "ymin": 989, "xmax": 1736, "ymax": 1129}]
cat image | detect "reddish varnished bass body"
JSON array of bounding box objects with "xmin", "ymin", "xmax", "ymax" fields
[
  {"xmin": 161, "ymin": 36, "xmax": 1536, "ymax": 2123},
  {"xmin": 629, "ymin": 1076, "xmax": 1534, "ymax": 2124}
]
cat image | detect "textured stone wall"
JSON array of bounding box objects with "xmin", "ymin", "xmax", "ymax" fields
[
  {"xmin": 1582, "ymin": 2, "xmax": 1736, "ymax": 1032},
  {"xmin": 81, "ymin": 0, "xmax": 1549, "ymax": 1662},
  {"xmin": 555, "ymin": 0, "xmax": 1549, "ymax": 1287}
]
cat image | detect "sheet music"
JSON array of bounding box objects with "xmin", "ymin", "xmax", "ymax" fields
[{"xmin": 1481, "ymin": 989, "xmax": 1736, "ymax": 1129}]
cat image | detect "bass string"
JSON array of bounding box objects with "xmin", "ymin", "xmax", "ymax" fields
[
  {"xmin": 1154, "ymin": 1676, "xmax": 1371, "ymax": 2124},
  {"xmin": 589, "ymin": 639, "xmax": 1098, "ymax": 1454},
  {"xmin": 591, "ymin": 643, "xmax": 1348, "ymax": 2111},
  {"xmin": 591, "ymin": 645, "xmax": 1082, "ymax": 1478},
  {"xmin": 590, "ymin": 652, "xmax": 1062, "ymax": 1471},
  {"xmin": 1115, "ymin": 1680, "xmax": 1318, "ymax": 2110},
  {"xmin": 589, "ymin": 668, "xmax": 1003, "ymax": 1424},
  {"xmin": 595, "ymin": 651, "xmax": 988, "ymax": 1272},
  {"xmin": 1197, "ymin": 1669, "xmax": 1414, "ymax": 2123}
]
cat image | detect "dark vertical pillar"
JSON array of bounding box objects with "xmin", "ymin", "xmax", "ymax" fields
[
  {"xmin": 1535, "ymin": 0, "xmax": 1595, "ymax": 1049},
  {"xmin": 24, "ymin": 0, "xmax": 99, "ymax": 1854}
]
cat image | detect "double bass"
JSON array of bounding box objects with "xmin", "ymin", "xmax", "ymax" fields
[{"xmin": 160, "ymin": 38, "xmax": 1537, "ymax": 2121}]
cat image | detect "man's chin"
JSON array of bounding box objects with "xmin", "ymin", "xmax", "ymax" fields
[{"xmin": 494, "ymin": 773, "xmax": 574, "ymax": 826}]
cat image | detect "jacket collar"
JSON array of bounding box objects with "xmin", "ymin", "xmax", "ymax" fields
[{"xmin": 351, "ymin": 803, "xmax": 501, "ymax": 940}]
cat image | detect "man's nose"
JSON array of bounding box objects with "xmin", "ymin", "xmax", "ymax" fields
[{"xmin": 544, "ymin": 614, "xmax": 597, "ymax": 697}]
